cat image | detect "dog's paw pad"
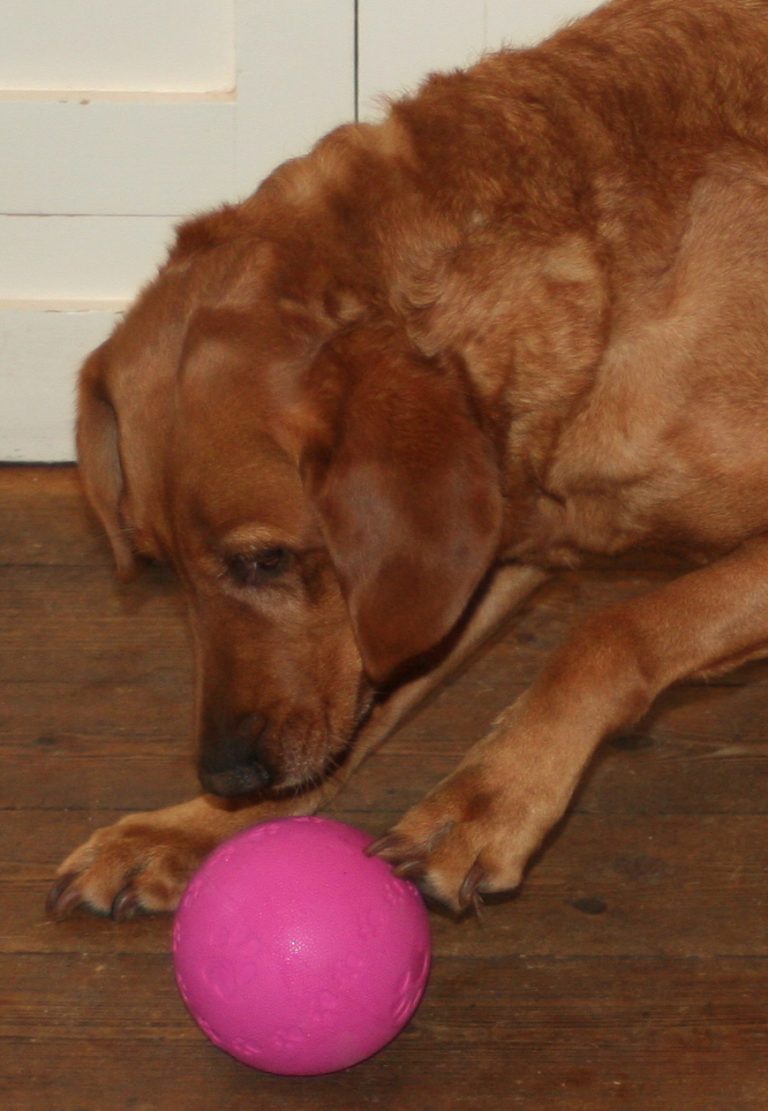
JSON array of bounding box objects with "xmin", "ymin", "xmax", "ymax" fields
[
  {"xmin": 48, "ymin": 816, "xmax": 216, "ymax": 920},
  {"xmin": 368, "ymin": 770, "xmax": 541, "ymax": 913}
]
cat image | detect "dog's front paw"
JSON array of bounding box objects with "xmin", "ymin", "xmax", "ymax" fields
[
  {"xmin": 47, "ymin": 810, "xmax": 219, "ymax": 921},
  {"xmin": 370, "ymin": 768, "xmax": 556, "ymax": 914}
]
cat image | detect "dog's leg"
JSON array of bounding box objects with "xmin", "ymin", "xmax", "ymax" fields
[
  {"xmin": 374, "ymin": 537, "xmax": 768, "ymax": 912},
  {"xmin": 49, "ymin": 564, "xmax": 546, "ymax": 919}
]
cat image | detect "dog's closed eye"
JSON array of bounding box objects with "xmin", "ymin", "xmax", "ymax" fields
[{"xmin": 226, "ymin": 548, "xmax": 293, "ymax": 588}]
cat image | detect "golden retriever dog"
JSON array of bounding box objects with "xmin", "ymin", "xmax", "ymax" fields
[{"xmin": 49, "ymin": 0, "xmax": 768, "ymax": 921}]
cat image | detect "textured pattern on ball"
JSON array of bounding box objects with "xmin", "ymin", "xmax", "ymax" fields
[{"xmin": 172, "ymin": 817, "xmax": 431, "ymax": 1075}]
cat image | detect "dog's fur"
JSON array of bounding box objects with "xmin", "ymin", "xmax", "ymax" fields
[{"xmin": 50, "ymin": 0, "xmax": 768, "ymax": 919}]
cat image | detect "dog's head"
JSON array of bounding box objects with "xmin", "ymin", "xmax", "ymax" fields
[{"xmin": 77, "ymin": 213, "xmax": 502, "ymax": 799}]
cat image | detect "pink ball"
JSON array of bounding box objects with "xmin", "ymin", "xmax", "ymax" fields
[{"xmin": 172, "ymin": 817, "xmax": 431, "ymax": 1075}]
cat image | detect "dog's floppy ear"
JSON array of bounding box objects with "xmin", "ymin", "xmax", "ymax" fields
[
  {"xmin": 76, "ymin": 341, "xmax": 137, "ymax": 580},
  {"xmin": 301, "ymin": 328, "xmax": 503, "ymax": 685}
]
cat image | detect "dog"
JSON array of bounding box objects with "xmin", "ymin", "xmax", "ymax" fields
[{"xmin": 49, "ymin": 0, "xmax": 768, "ymax": 921}]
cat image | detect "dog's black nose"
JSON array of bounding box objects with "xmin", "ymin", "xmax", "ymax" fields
[
  {"xmin": 199, "ymin": 759, "xmax": 273, "ymax": 797},
  {"xmin": 197, "ymin": 713, "xmax": 275, "ymax": 797}
]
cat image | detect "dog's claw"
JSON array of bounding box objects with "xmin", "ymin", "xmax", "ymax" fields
[
  {"xmin": 110, "ymin": 886, "xmax": 141, "ymax": 922},
  {"xmin": 368, "ymin": 834, "xmax": 429, "ymax": 883},
  {"xmin": 366, "ymin": 832, "xmax": 409, "ymax": 860},
  {"xmin": 367, "ymin": 832, "xmax": 430, "ymax": 891},
  {"xmin": 46, "ymin": 872, "xmax": 82, "ymax": 920},
  {"xmin": 392, "ymin": 858, "xmax": 427, "ymax": 883},
  {"xmin": 458, "ymin": 860, "xmax": 486, "ymax": 917}
]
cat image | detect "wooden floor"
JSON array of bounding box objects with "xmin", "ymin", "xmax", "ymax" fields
[{"xmin": 2, "ymin": 465, "xmax": 767, "ymax": 1110}]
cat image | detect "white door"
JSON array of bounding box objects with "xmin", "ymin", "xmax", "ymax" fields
[
  {"xmin": 357, "ymin": 1, "xmax": 599, "ymax": 116},
  {"xmin": 0, "ymin": 0, "xmax": 354, "ymax": 461}
]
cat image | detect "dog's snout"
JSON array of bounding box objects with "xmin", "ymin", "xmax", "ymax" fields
[{"xmin": 197, "ymin": 712, "xmax": 276, "ymax": 798}]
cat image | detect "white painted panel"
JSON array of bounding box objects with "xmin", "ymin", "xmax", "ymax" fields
[
  {"xmin": 0, "ymin": 100, "xmax": 237, "ymax": 215},
  {"xmin": 0, "ymin": 0, "xmax": 235, "ymax": 92},
  {"xmin": 234, "ymin": 0, "xmax": 355, "ymax": 191},
  {"xmin": 1, "ymin": 1, "xmax": 354, "ymax": 216},
  {"xmin": 485, "ymin": 0, "xmax": 600, "ymax": 47},
  {"xmin": 0, "ymin": 308, "xmax": 118, "ymax": 462},
  {"xmin": 358, "ymin": 0, "xmax": 600, "ymax": 118},
  {"xmin": 0, "ymin": 216, "xmax": 176, "ymax": 300},
  {"xmin": 1, "ymin": 0, "xmax": 355, "ymax": 462},
  {"xmin": 358, "ymin": 0, "xmax": 486, "ymax": 119}
]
